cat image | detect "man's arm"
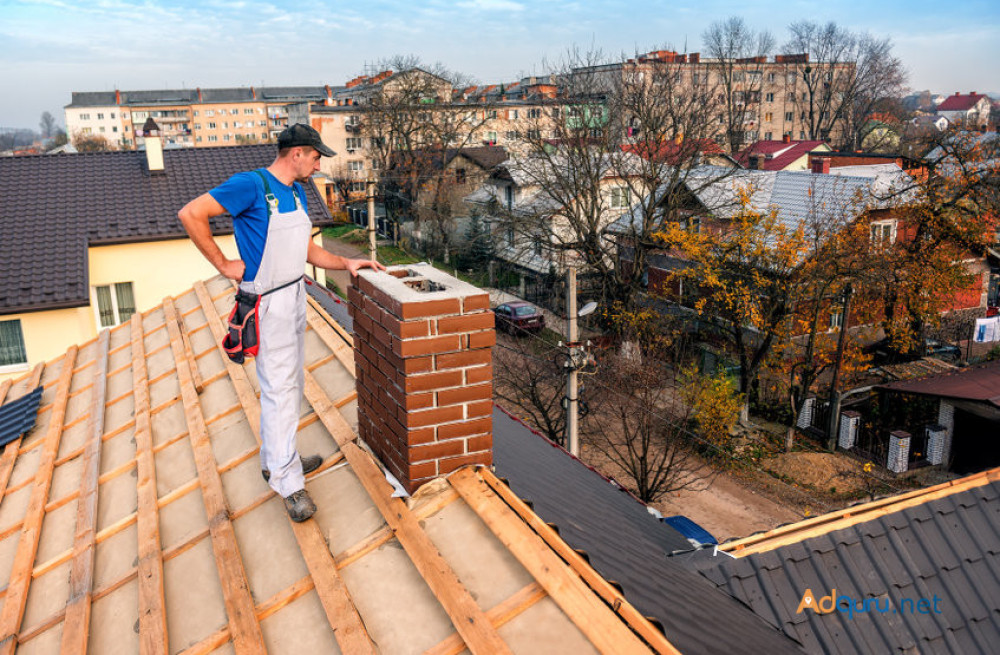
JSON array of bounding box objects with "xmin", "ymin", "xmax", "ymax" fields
[
  {"xmin": 307, "ymin": 241, "xmax": 386, "ymax": 276},
  {"xmin": 178, "ymin": 194, "xmax": 246, "ymax": 281}
]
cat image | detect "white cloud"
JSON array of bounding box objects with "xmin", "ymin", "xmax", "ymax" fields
[{"xmin": 455, "ymin": 0, "xmax": 526, "ymax": 11}]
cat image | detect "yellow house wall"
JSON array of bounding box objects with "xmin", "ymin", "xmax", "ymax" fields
[{"xmin": 2, "ymin": 233, "xmax": 327, "ymax": 382}]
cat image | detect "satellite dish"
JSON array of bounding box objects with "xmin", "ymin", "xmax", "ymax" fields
[{"xmin": 578, "ymin": 302, "xmax": 598, "ymax": 318}]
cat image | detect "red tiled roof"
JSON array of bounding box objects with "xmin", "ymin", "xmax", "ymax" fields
[
  {"xmin": 937, "ymin": 93, "xmax": 988, "ymax": 112},
  {"xmin": 621, "ymin": 139, "xmax": 724, "ymax": 164},
  {"xmin": 879, "ymin": 360, "xmax": 1000, "ymax": 408},
  {"xmin": 736, "ymin": 139, "xmax": 826, "ymax": 170}
]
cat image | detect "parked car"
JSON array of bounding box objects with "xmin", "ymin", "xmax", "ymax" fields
[{"xmin": 494, "ymin": 301, "xmax": 545, "ymax": 334}]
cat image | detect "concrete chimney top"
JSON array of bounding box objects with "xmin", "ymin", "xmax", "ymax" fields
[{"xmin": 142, "ymin": 117, "xmax": 164, "ymax": 174}]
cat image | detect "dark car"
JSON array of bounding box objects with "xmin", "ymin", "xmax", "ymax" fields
[{"xmin": 494, "ymin": 301, "xmax": 545, "ymax": 334}]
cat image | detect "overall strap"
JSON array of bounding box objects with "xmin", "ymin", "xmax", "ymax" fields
[{"xmin": 254, "ymin": 170, "xmax": 306, "ymax": 214}]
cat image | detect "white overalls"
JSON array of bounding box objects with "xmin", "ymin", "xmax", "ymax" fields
[{"xmin": 240, "ymin": 175, "xmax": 311, "ymax": 498}]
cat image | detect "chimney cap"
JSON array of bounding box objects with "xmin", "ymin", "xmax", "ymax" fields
[{"xmin": 142, "ymin": 117, "xmax": 160, "ymax": 135}]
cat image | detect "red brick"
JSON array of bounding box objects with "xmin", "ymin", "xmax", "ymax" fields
[
  {"xmin": 437, "ymin": 384, "xmax": 492, "ymax": 407},
  {"xmin": 405, "ymin": 427, "xmax": 436, "ymax": 446},
  {"xmin": 406, "ymin": 460, "xmax": 438, "ymax": 481},
  {"xmin": 467, "ymin": 433, "xmax": 493, "ymax": 452},
  {"xmin": 394, "ymin": 334, "xmax": 462, "ymax": 358},
  {"xmin": 406, "ymin": 404, "xmax": 465, "ymax": 428},
  {"xmin": 437, "ymin": 417, "xmax": 492, "ymax": 440},
  {"xmin": 463, "ymin": 294, "xmax": 490, "ymax": 312},
  {"xmin": 353, "ymin": 311, "xmax": 373, "ymax": 335},
  {"xmin": 401, "ymin": 391, "xmax": 434, "ymax": 411},
  {"xmin": 465, "ymin": 364, "xmax": 492, "ymax": 384},
  {"xmin": 436, "ymin": 312, "xmax": 495, "ymax": 334},
  {"xmin": 466, "ymin": 400, "xmax": 493, "ymax": 418},
  {"xmin": 404, "ymin": 369, "xmax": 463, "ymax": 393},
  {"xmin": 437, "ymin": 349, "xmax": 492, "ymax": 370},
  {"xmin": 468, "ymin": 331, "xmax": 496, "ymax": 348},
  {"xmin": 409, "ymin": 438, "xmax": 465, "ymax": 463},
  {"xmin": 347, "ymin": 285, "xmax": 364, "ymax": 308},
  {"xmin": 400, "ymin": 298, "xmax": 462, "ymax": 320},
  {"xmin": 357, "ymin": 275, "xmax": 377, "ymax": 299},
  {"xmin": 438, "ymin": 451, "xmax": 492, "ymax": 475},
  {"xmin": 383, "ymin": 315, "xmax": 430, "ymax": 339}
]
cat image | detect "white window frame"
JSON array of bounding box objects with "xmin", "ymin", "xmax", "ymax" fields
[
  {"xmin": 91, "ymin": 282, "xmax": 136, "ymax": 329},
  {"xmin": 870, "ymin": 220, "xmax": 897, "ymax": 248},
  {"xmin": 610, "ymin": 187, "xmax": 631, "ymax": 209}
]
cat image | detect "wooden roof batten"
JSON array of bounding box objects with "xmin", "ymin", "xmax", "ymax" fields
[{"xmin": 0, "ymin": 275, "xmax": 677, "ymax": 654}]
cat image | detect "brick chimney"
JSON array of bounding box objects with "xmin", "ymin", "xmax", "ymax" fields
[
  {"xmin": 782, "ymin": 133, "xmax": 791, "ymax": 144},
  {"xmin": 349, "ymin": 264, "xmax": 494, "ymax": 493},
  {"xmin": 811, "ymin": 156, "xmax": 830, "ymax": 174}
]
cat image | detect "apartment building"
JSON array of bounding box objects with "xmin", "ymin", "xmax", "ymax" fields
[{"xmin": 65, "ymin": 85, "xmax": 343, "ymax": 149}]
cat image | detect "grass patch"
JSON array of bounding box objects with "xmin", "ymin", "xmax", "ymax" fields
[{"xmin": 322, "ymin": 223, "xmax": 363, "ymax": 239}]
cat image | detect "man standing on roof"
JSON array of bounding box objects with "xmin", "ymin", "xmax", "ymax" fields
[{"xmin": 178, "ymin": 123, "xmax": 384, "ymax": 522}]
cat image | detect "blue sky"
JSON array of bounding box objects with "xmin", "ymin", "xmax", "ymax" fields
[{"xmin": 2, "ymin": 0, "xmax": 998, "ymax": 131}]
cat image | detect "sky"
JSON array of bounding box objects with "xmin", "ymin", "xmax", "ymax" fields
[{"xmin": 2, "ymin": 0, "xmax": 998, "ymax": 131}]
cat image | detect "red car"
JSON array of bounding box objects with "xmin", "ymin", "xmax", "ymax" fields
[{"xmin": 494, "ymin": 301, "xmax": 545, "ymax": 334}]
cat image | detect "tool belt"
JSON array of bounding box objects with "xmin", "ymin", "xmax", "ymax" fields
[{"xmin": 222, "ymin": 276, "xmax": 303, "ymax": 364}]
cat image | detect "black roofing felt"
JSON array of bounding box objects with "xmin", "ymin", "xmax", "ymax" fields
[
  {"xmin": 491, "ymin": 407, "xmax": 803, "ymax": 654},
  {"xmin": 0, "ymin": 146, "xmax": 333, "ymax": 315},
  {"xmin": 0, "ymin": 386, "xmax": 43, "ymax": 447},
  {"xmin": 694, "ymin": 480, "xmax": 1000, "ymax": 654}
]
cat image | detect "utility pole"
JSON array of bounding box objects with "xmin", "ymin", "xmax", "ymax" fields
[
  {"xmin": 565, "ymin": 266, "xmax": 580, "ymax": 457},
  {"xmin": 366, "ymin": 179, "xmax": 377, "ymax": 263},
  {"xmin": 826, "ymin": 283, "xmax": 853, "ymax": 451}
]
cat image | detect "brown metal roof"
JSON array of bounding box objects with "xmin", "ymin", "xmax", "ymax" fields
[
  {"xmin": 0, "ymin": 146, "xmax": 333, "ymax": 315},
  {"xmin": 878, "ymin": 360, "xmax": 1000, "ymax": 408}
]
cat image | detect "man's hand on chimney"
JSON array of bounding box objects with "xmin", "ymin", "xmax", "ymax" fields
[{"xmin": 346, "ymin": 258, "xmax": 386, "ymax": 277}]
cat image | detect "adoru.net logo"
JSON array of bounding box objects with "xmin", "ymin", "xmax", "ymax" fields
[{"xmin": 796, "ymin": 589, "xmax": 942, "ymax": 620}]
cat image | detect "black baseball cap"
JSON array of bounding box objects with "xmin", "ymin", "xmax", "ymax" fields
[{"xmin": 277, "ymin": 123, "xmax": 336, "ymax": 157}]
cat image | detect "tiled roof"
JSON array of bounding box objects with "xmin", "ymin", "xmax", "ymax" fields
[
  {"xmin": 0, "ymin": 275, "xmax": 680, "ymax": 653},
  {"xmin": 607, "ymin": 165, "xmax": 913, "ymax": 239},
  {"xmin": 66, "ymin": 87, "xmax": 340, "ymax": 108},
  {"xmin": 737, "ymin": 140, "xmax": 827, "ymax": 171},
  {"xmin": 0, "ymin": 145, "xmax": 332, "ymax": 315},
  {"xmin": 937, "ymin": 93, "xmax": 988, "ymax": 112},
  {"xmin": 492, "ymin": 407, "xmax": 804, "ymax": 654},
  {"xmin": 691, "ymin": 469, "xmax": 1000, "ymax": 654}
]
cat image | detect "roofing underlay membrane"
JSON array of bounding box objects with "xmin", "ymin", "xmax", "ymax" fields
[{"xmin": 0, "ymin": 275, "xmax": 676, "ymax": 654}]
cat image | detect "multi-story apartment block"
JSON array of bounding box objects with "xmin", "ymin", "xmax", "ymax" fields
[{"xmin": 65, "ymin": 86, "xmax": 343, "ymax": 150}]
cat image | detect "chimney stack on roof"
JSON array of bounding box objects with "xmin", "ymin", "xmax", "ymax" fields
[
  {"xmin": 811, "ymin": 157, "xmax": 831, "ymax": 175},
  {"xmin": 783, "ymin": 133, "xmax": 791, "ymax": 144},
  {"xmin": 115, "ymin": 89, "xmax": 121, "ymax": 105},
  {"xmin": 141, "ymin": 118, "xmax": 164, "ymax": 174},
  {"xmin": 349, "ymin": 265, "xmax": 495, "ymax": 493}
]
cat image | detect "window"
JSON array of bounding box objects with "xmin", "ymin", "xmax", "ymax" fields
[
  {"xmin": 509, "ymin": 109, "xmax": 518, "ymax": 119},
  {"xmin": 208, "ymin": 135, "xmax": 218, "ymax": 142},
  {"xmin": 96, "ymin": 112, "xmax": 104, "ymax": 120},
  {"xmin": 765, "ymin": 93, "xmax": 775, "ymax": 102},
  {"xmin": 0, "ymin": 319, "xmax": 27, "ymax": 368},
  {"xmin": 764, "ymin": 112, "xmax": 773, "ymax": 122},
  {"xmin": 230, "ymin": 108, "xmax": 238, "ymax": 115},
  {"xmin": 112, "ymin": 126, "xmax": 118, "ymax": 133},
  {"xmin": 80, "ymin": 113, "xmax": 90, "ymax": 120},
  {"xmin": 486, "ymin": 110, "xmax": 498, "ymax": 119},
  {"xmin": 93, "ymin": 282, "xmax": 135, "ymax": 328},
  {"xmin": 506, "ymin": 227, "xmax": 514, "ymax": 247},
  {"xmin": 110, "ymin": 112, "xmax": 115, "ymax": 119},
  {"xmin": 348, "ymin": 160, "xmax": 364, "ymax": 171},
  {"xmin": 764, "ymin": 131, "xmax": 772, "ymax": 140},
  {"xmin": 610, "ymin": 187, "xmax": 630, "ymax": 208},
  {"xmin": 196, "ymin": 136, "xmax": 203, "ymax": 142},
  {"xmin": 486, "ymin": 131, "xmax": 497, "ymax": 143},
  {"xmin": 787, "ymin": 73, "xmax": 796, "ymax": 84},
  {"xmin": 223, "ymin": 134, "xmax": 231, "ymax": 142},
  {"xmin": 205, "ymin": 109, "xmax": 215, "ymax": 117},
  {"xmin": 526, "ymin": 129, "xmax": 540, "ymax": 139},
  {"xmin": 528, "ymin": 108, "xmax": 541, "ymax": 119},
  {"xmin": 504, "ymin": 186, "xmax": 514, "ymax": 210},
  {"xmin": 692, "ymin": 73, "xmax": 700, "ymax": 85},
  {"xmin": 233, "ymin": 121, "xmax": 242, "ymax": 128},
  {"xmin": 785, "ymin": 112, "xmax": 794, "ymax": 122},
  {"xmin": 81, "ymin": 127, "xmax": 92, "ymax": 134},
  {"xmin": 244, "ymin": 108, "xmax": 254, "ymax": 115},
  {"xmin": 99, "ymin": 126, "xmax": 106, "ymax": 133},
  {"xmin": 346, "ymin": 137, "xmax": 363, "ymax": 150},
  {"xmin": 830, "ymin": 310, "xmax": 843, "ymax": 330},
  {"xmin": 589, "ymin": 128, "xmax": 603, "ymax": 138},
  {"xmin": 207, "ymin": 122, "xmax": 217, "ymax": 129},
  {"xmin": 455, "ymin": 168, "xmax": 466, "ymax": 184},
  {"xmin": 870, "ymin": 220, "xmax": 896, "ymax": 248},
  {"xmin": 680, "ymin": 217, "xmax": 701, "ymax": 233},
  {"xmin": 505, "ymin": 130, "xmax": 519, "ymax": 140},
  {"xmin": 193, "ymin": 110, "xmax": 199, "ymax": 117},
  {"xmin": 767, "ymin": 72, "xmax": 776, "ymax": 83},
  {"xmin": 222, "ymin": 122, "xmax": 229, "ymax": 129},
  {"xmin": 799, "ymin": 130, "xmax": 805, "ymax": 139}
]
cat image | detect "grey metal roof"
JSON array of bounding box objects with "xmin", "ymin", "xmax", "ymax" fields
[
  {"xmin": 0, "ymin": 145, "xmax": 332, "ymax": 315},
  {"xmin": 492, "ymin": 407, "xmax": 804, "ymax": 654},
  {"xmin": 66, "ymin": 92, "xmax": 118, "ymax": 108},
  {"xmin": 693, "ymin": 478, "xmax": 1000, "ymax": 654}
]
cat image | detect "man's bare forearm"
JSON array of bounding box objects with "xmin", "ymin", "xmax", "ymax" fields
[{"xmin": 179, "ymin": 194, "xmax": 245, "ymax": 280}]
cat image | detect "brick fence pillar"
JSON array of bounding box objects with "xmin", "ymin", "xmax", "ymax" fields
[{"xmin": 348, "ymin": 264, "xmax": 494, "ymax": 493}]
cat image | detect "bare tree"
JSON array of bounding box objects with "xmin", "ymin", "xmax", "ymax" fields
[
  {"xmin": 358, "ymin": 55, "xmax": 497, "ymax": 262},
  {"xmin": 493, "ymin": 337, "xmax": 566, "ymax": 445},
  {"xmin": 782, "ymin": 21, "xmax": 907, "ymax": 148},
  {"xmin": 702, "ymin": 17, "xmax": 775, "ymax": 156},
  {"xmin": 39, "ymin": 111, "xmax": 57, "ymax": 139},
  {"xmin": 71, "ymin": 133, "xmax": 114, "ymax": 152}
]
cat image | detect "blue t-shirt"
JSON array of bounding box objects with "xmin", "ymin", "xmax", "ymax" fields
[{"xmin": 209, "ymin": 169, "xmax": 309, "ymax": 282}]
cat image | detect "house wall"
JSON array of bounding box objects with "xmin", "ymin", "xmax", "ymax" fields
[
  {"xmin": 0, "ymin": 307, "xmax": 94, "ymax": 382},
  {"xmin": 65, "ymin": 106, "xmax": 128, "ymax": 148}
]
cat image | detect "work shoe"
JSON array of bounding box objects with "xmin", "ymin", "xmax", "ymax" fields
[
  {"xmin": 283, "ymin": 489, "xmax": 317, "ymax": 522},
  {"xmin": 262, "ymin": 454, "xmax": 324, "ymax": 482}
]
